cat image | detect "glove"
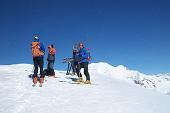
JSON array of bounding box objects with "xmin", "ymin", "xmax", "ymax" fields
[{"xmin": 40, "ymin": 51, "xmax": 45, "ymax": 56}]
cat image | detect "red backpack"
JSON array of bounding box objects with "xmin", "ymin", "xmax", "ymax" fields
[
  {"xmin": 49, "ymin": 47, "xmax": 56, "ymax": 55},
  {"xmin": 87, "ymin": 48, "xmax": 91, "ymax": 62}
]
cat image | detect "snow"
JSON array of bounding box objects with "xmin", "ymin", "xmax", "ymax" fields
[
  {"xmin": 0, "ymin": 63, "xmax": 170, "ymax": 113},
  {"xmin": 90, "ymin": 62, "xmax": 170, "ymax": 94}
]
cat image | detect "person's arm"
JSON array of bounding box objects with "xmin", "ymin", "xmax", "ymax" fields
[
  {"xmin": 40, "ymin": 43, "xmax": 45, "ymax": 53},
  {"xmin": 81, "ymin": 49, "xmax": 88, "ymax": 59}
]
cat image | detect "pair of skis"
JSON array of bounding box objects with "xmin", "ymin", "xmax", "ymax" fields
[{"xmin": 70, "ymin": 82, "xmax": 91, "ymax": 85}]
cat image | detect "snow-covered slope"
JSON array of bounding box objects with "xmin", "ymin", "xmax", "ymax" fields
[
  {"xmin": 0, "ymin": 63, "xmax": 170, "ymax": 113},
  {"xmin": 89, "ymin": 62, "xmax": 170, "ymax": 94}
]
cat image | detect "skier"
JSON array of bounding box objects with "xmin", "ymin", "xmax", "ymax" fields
[
  {"xmin": 72, "ymin": 47, "xmax": 80, "ymax": 75},
  {"xmin": 66, "ymin": 44, "xmax": 79, "ymax": 75},
  {"xmin": 46, "ymin": 44, "xmax": 56, "ymax": 77},
  {"xmin": 75, "ymin": 42, "xmax": 91, "ymax": 84},
  {"xmin": 72, "ymin": 49, "xmax": 77, "ymax": 74},
  {"xmin": 31, "ymin": 36, "xmax": 45, "ymax": 87}
]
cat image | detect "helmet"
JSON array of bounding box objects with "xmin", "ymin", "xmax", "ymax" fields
[
  {"xmin": 73, "ymin": 43, "xmax": 79, "ymax": 50},
  {"xmin": 34, "ymin": 36, "xmax": 39, "ymax": 42},
  {"xmin": 34, "ymin": 36, "xmax": 39, "ymax": 40}
]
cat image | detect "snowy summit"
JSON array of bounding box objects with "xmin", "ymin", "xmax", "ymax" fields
[{"xmin": 0, "ymin": 63, "xmax": 170, "ymax": 113}]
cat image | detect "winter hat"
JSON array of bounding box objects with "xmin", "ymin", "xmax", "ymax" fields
[{"xmin": 34, "ymin": 36, "xmax": 39, "ymax": 41}]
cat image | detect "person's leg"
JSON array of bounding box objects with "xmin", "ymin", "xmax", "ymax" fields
[
  {"xmin": 33, "ymin": 57, "xmax": 38, "ymax": 84},
  {"xmin": 39, "ymin": 58, "xmax": 44, "ymax": 77},
  {"xmin": 66, "ymin": 63, "xmax": 70, "ymax": 75},
  {"xmin": 83, "ymin": 62, "xmax": 91, "ymax": 83},
  {"xmin": 47, "ymin": 61, "xmax": 50, "ymax": 70},
  {"xmin": 49, "ymin": 61, "xmax": 55, "ymax": 76},
  {"xmin": 38, "ymin": 58, "xmax": 44, "ymax": 85},
  {"xmin": 33, "ymin": 57, "xmax": 38, "ymax": 77},
  {"xmin": 72, "ymin": 62, "xmax": 76, "ymax": 75},
  {"xmin": 48, "ymin": 61, "xmax": 52, "ymax": 75},
  {"xmin": 51, "ymin": 61, "xmax": 55, "ymax": 75},
  {"xmin": 46, "ymin": 62, "xmax": 50, "ymax": 76},
  {"xmin": 68, "ymin": 62, "xmax": 72, "ymax": 74},
  {"xmin": 75, "ymin": 63, "xmax": 83, "ymax": 82},
  {"xmin": 76, "ymin": 63, "xmax": 82, "ymax": 78}
]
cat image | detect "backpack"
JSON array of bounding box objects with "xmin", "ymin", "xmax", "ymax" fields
[
  {"xmin": 31, "ymin": 42, "xmax": 41, "ymax": 57},
  {"xmin": 87, "ymin": 48, "xmax": 91, "ymax": 62},
  {"xmin": 49, "ymin": 48, "xmax": 56, "ymax": 55}
]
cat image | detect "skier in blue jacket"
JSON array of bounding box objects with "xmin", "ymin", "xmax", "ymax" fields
[{"xmin": 76, "ymin": 42, "xmax": 91, "ymax": 84}]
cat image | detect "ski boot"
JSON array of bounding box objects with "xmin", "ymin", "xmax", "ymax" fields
[
  {"xmin": 84, "ymin": 80, "xmax": 91, "ymax": 84},
  {"xmin": 39, "ymin": 77, "xmax": 44, "ymax": 87},
  {"xmin": 75, "ymin": 77, "xmax": 83, "ymax": 83},
  {"xmin": 32, "ymin": 76, "xmax": 38, "ymax": 87}
]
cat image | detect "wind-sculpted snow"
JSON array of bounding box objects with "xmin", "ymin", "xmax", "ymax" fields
[
  {"xmin": 0, "ymin": 63, "xmax": 170, "ymax": 113},
  {"xmin": 89, "ymin": 62, "xmax": 170, "ymax": 94}
]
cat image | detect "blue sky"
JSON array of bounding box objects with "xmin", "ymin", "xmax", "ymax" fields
[{"xmin": 0, "ymin": 0, "xmax": 169, "ymax": 74}]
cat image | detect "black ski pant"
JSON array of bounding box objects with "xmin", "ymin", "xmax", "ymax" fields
[
  {"xmin": 66, "ymin": 62, "xmax": 71, "ymax": 75},
  {"xmin": 47, "ymin": 60, "xmax": 55, "ymax": 75},
  {"xmin": 33, "ymin": 57, "xmax": 44, "ymax": 78},
  {"xmin": 76, "ymin": 62, "xmax": 90, "ymax": 81},
  {"xmin": 72, "ymin": 62, "xmax": 76, "ymax": 73}
]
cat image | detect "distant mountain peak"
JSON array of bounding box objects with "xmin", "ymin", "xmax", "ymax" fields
[{"xmin": 89, "ymin": 62, "xmax": 170, "ymax": 94}]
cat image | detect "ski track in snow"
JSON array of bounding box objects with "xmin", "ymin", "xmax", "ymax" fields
[{"xmin": 0, "ymin": 64, "xmax": 170, "ymax": 113}]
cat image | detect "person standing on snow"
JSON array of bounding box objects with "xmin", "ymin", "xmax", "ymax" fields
[
  {"xmin": 66, "ymin": 44, "xmax": 79, "ymax": 75},
  {"xmin": 31, "ymin": 36, "xmax": 45, "ymax": 87},
  {"xmin": 72, "ymin": 48, "xmax": 80, "ymax": 75},
  {"xmin": 76, "ymin": 42, "xmax": 91, "ymax": 84},
  {"xmin": 47, "ymin": 44, "xmax": 56, "ymax": 77}
]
